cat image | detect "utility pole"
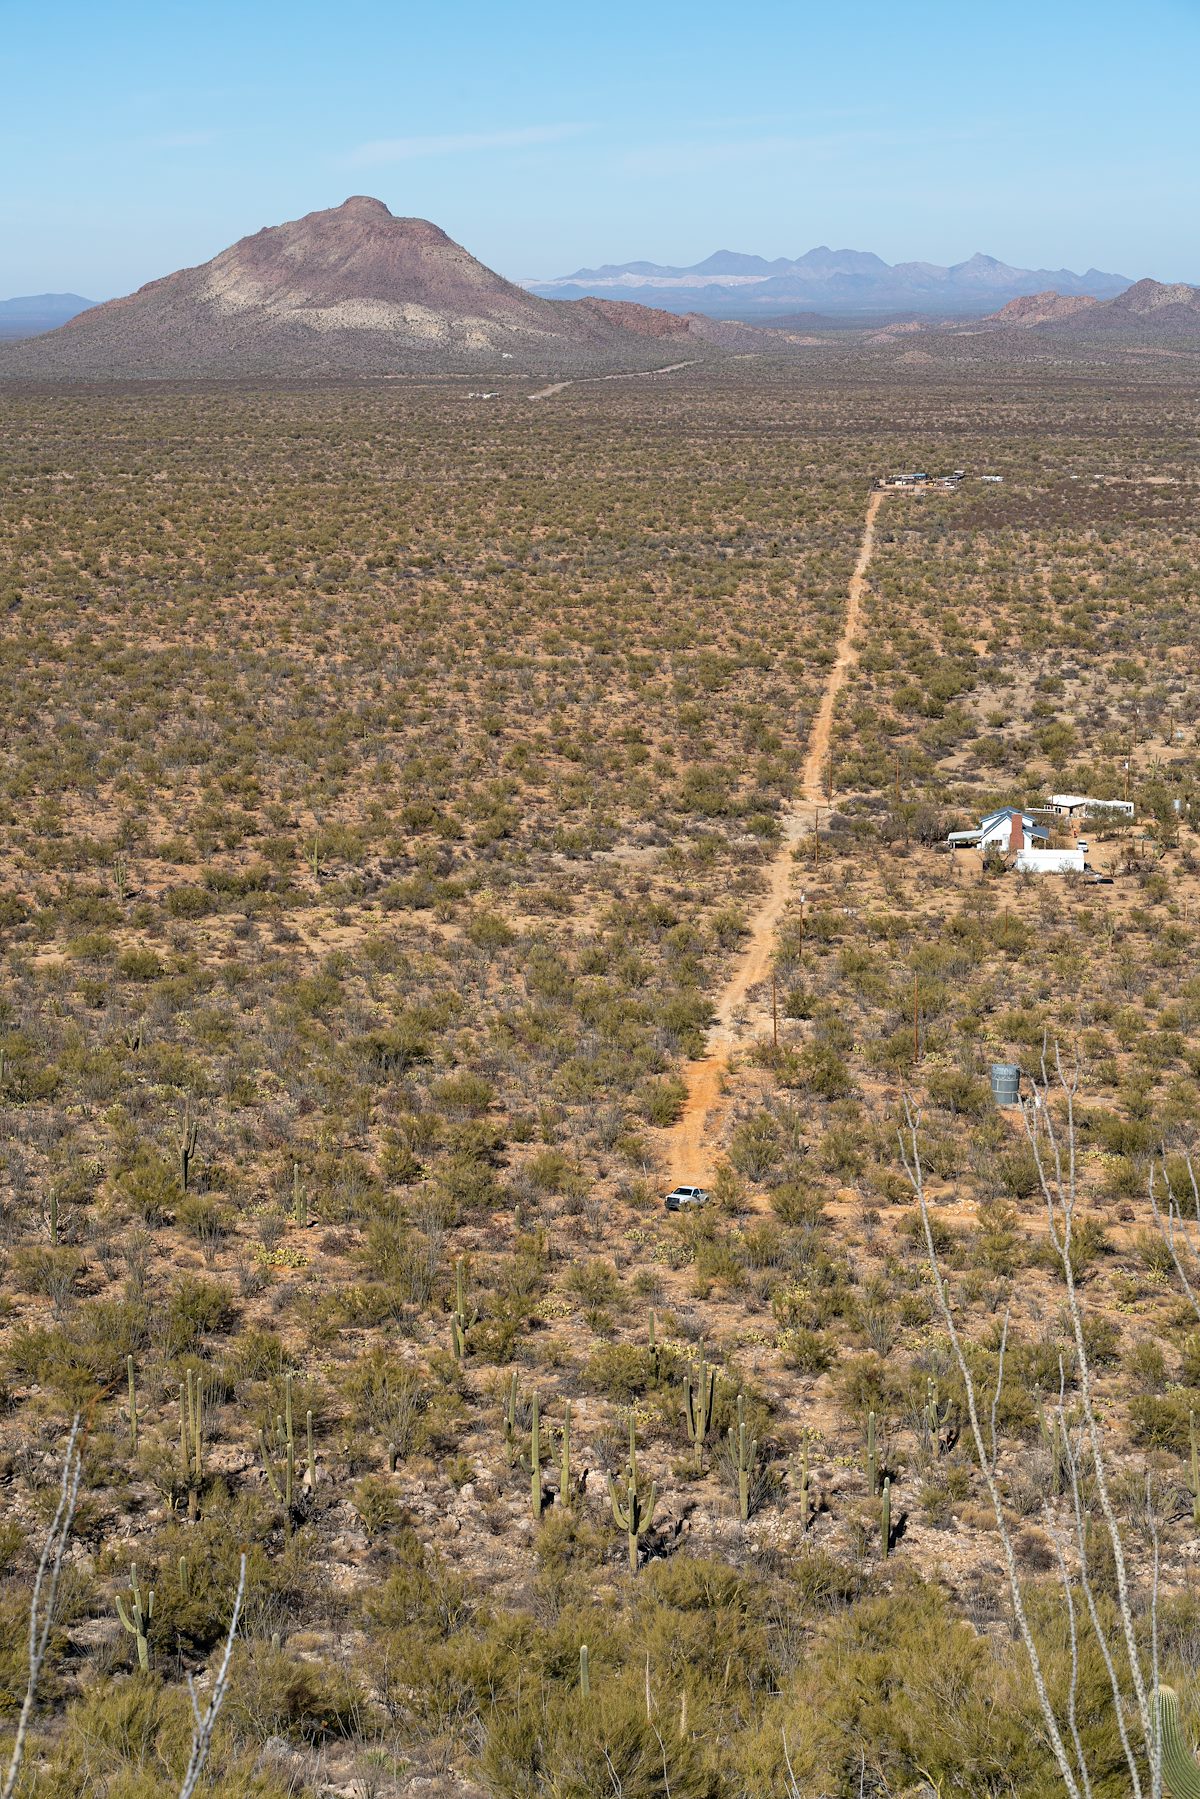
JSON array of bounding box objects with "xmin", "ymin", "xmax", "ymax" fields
[{"xmin": 798, "ymin": 892, "xmax": 806, "ymax": 961}]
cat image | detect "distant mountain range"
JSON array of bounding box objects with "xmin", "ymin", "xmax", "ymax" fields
[
  {"xmin": 0, "ymin": 293, "xmax": 95, "ymax": 339},
  {"xmin": 528, "ymin": 248, "xmax": 1134, "ymax": 318},
  {"xmin": 2, "ymin": 206, "xmax": 1193, "ymax": 379},
  {"xmin": 0, "ymin": 199, "xmax": 784, "ymax": 378}
]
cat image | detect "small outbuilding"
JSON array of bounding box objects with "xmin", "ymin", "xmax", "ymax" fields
[
  {"xmin": 1045, "ymin": 793, "xmax": 1134, "ymax": 821},
  {"xmin": 1014, "ymin": 847, "xmax": 1086, "ymax": 875}
]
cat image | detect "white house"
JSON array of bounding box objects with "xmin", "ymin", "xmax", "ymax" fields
[
  {"xmin": 947, "ymin": 808, "xmax": 1049, "ymax": 855},
  {"xmin": 1045, "ymin": 793, "xmax": 1134, "ymax": 821}
]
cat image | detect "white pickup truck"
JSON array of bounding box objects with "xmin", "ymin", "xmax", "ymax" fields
[{"xmin": 664, "ymin": 1185, "xmax": 709, "ymax": 1212}]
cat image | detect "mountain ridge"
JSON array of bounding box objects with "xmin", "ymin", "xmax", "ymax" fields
[
  {"xmin": 0, "ymin": 199, "xmax": 786, "ymax": 379},
  {"xmin": 529, "ymin": 246, "xmax": 1135, "ymax": 318}
]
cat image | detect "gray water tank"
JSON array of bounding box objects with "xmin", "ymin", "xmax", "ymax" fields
[{"xmin": 990, "ymin": 1063, "xmax": 1021, "ymax": 1107}]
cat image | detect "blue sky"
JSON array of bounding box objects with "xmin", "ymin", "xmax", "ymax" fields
[{"xmin": 3, "ymin": 0, "xmax": 1197, "ymax": 298}]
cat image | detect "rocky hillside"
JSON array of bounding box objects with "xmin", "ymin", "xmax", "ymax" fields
[
  {"xmin": 978, "ymin": 277, "xmax": 1200, "ymax": 343},
  {"xmin": 985, "ymin": 290, "xmax": 1100, "ymax": 327},
  {"xmin": 0, "ymin": 198, "xmax": 782, "ymax": 378}
]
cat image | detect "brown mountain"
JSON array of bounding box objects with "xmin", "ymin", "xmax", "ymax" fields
[
  {"xmin": 977, "ymin": 278, "xmax": 1200, "ymax": 344},
  {"xmin": 986, "ymin": 290, "xmax": 1100, "ymax": 327},
  {"xmin": 1103, "ymin": 277, "xmax": 1200, "ymax": 319},
  {"xmin": 0, "ymin": 197, "xmax": 782, "ymax": 378}
]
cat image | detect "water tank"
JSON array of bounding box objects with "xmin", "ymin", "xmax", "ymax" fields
[{"xmin": 990, "ymin": 1063, "xmax": 1021, "ymax": 1107}]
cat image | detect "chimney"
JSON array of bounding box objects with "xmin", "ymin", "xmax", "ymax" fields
[{"xmin": 1009, "ymin": 810, "xmax": 1024, "ymax": 854}]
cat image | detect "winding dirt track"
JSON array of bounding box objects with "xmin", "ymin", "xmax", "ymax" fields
[
  {"xmin": 528, "ymin": 359, "xmax": 700, "ymax": 401},
  {"xmin": 659, "ymin": 489, "xmax": 885, "ymax": 1182}
]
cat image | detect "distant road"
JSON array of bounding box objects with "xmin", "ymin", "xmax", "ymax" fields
[{"xmin": 528, "ymin": 358, "xmax": 700, "ymax": 400}]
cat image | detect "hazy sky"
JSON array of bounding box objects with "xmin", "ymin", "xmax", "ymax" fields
[{"xmin": 4, "ymin": 0, "xmax": 1197, "ymax": 298}]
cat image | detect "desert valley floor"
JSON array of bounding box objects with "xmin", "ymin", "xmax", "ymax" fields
[{"xmin": 2, "ymin": 352, "xmax": 1200, "ymax": 1796}]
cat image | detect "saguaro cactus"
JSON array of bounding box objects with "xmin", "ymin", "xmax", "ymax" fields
[
  {"xmin": 127, "ymin": 1354, "xmax": 138, "ymax": 1452},
  {"xmin": 881, "ymin": 1476, "xmax": 892, "ymax": 1560},
  {"xmin": 1157, "ymin": 1685, "xmax": 1200, "ymax": 1798},
  {"xmin": 503, "ymin": 1370, "xmax": 520, "ymax": 1465},
  {"xmin": 180, "ymin": 1370, "xmax": 203, "ymax": 1521},
  {"xmin": 292, "ymin": 1162, "xmax": 309, "ymax": 1229},
  {"xmin": 924, "ymin": 1376, "xmax": 954, "ymax": 1459},
  {"xmin": 729, "ymin": 1393, "xmax": 759, "ymax": 1522},
  {"xmin": 608, "ymin": 1415, "xmax": 657, "ymax": 1574},
  {"xmin": 683, "ymin": 1347, "xmax": 717, "ymax": 1470},
  {"xmin": 579, "ymin": 1643, "xmax": 591, "ymax": 1697},
  {"xmin": 795, "ymin": 1447, "xmax": 811, "ymax": 1534},
  {"xmin": 559, "ymin": 1400, "xmax": 575, "ymax": 1508},
  {"xmin": 178, "ymin": 1093, "xmax": 199, "ymax": 1193},
  {"xmin": 527, "ymin": 1391, "xmax": 544, "ymax": 1520},
  {"xmin": 1039, "ymin": 1405, "xmax": 1071, "ymax": 1496},
  {"xmin": 115, "ymin": 1566, "xmax": 154, "ymax": 1671},
  {"xmin": 259, "ymin": 1372, "xmax": 298, "ymax": 1532},
  {"xmin": 449, "ymin": 1257, "xmax": 477, "ymax": 1361}
]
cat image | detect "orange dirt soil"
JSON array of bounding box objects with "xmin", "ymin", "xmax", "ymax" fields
[{"xmin": 659, "ymin": 489, "xmax": 885, "ymax": 1184}]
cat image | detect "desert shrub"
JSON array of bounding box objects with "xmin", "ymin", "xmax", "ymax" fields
[
  {"xmin": 160, "ymin": 1277, "xmax": 235, "ymax": 1358},
  {"xmin": 480, "ymin": 1677, "xmax": 722, "ymax": 1799},
  {"xmin": 728, "ymin": 1112, "xmax": 782, "ymax": 1181},
  {"xmin": 638, "ymin": 1076, "xmax": 687, "ymax": 1126},
  {"xmin": 114, "ymin": 1152, "xmax": 178, "ymax": 1223},
  {"xmin": 584, "ymin": 1342, "xmax": 678, "ymax": 1401},
  {"xmin": 779, "ymin": 1327, "xmax": 834, "ymax": 1374},
  {"xmin": 352, "ymin": 1475, "xmax": 407, "ymax": 1541},
  {"xmin": 1128, "ymin": 1389, "xmax": 1200, "ymax": 1452},
  {"xmin": 228, "ymin": 1640, "xmax": 369, "ymax": 1743},
  {"xmin": 768, "ymin": 1181, "xmax": 825, "ymax": 1226},
  {"xmin": 340, "ymin": 1348, "xmax": 428, "ymax": 1459}
]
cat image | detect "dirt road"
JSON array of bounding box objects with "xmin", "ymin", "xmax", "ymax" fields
[
  {"xmin": 529, "ymin": 359, "xmax": 700, "ymax": 401},
  {"xmin": 659, "ymin": 489, "xmax": 885, "ymax": 1183}
]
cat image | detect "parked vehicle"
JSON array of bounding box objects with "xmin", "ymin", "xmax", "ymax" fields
[{"xmin": 664, "ymin": 1185, "xmax": 709, "ymax": 1211}]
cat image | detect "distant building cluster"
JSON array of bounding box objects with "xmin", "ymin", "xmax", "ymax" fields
[{"xmin": 876, "ymin": 469, "xmax": 966, "ymax": 491}]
